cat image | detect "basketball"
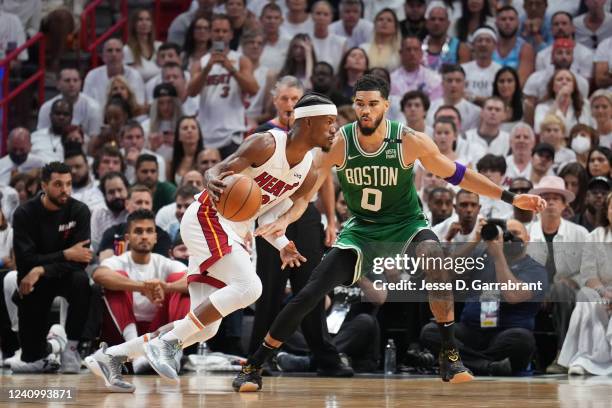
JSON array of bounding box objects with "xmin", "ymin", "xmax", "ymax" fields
[{"xmin": 216, "ymin": 174, "xmax": 262, "ymax": 221}]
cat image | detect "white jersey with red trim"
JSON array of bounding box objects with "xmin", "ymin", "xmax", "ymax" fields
[{"xmin": 194, "ymin": 128, "xmax": 313, "ymax": 242}]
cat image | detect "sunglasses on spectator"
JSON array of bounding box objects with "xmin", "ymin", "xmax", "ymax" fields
[{"xmin": 509, "ymin": 187, "xmax": 532, "ymax": 194}]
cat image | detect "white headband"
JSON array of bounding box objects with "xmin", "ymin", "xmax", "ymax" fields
[
  {"xmin": 293, "ymin": 104, "xmax": 337, "ymax": 119},
  {"xmin": 472, "ymin": 27, "xmax": 498, "ymax": 43}
]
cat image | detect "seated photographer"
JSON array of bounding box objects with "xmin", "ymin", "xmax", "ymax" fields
[
  {"xmin": 558, "ymin": 192, "xmax": 612, "ymax": 376},
  {"xmin": 421, "ymin": 219, "xmax": 548, "ymax": 376},
  {"xmin": 273, "ymin": 277, "xmax": 386, "ymax": 373},
  {"xmin": 92, "ymin": 209, "xmax": 189, "ymax": 373}
]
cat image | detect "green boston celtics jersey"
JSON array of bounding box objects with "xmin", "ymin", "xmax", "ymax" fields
[{"xmin": 336, "ymin": 120, "xmax": 424, "ymax": 224}]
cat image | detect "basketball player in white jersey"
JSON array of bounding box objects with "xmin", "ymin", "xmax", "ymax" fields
[
  {"xmin": 84, "ymin": 93, "xmax": 338, "ymax": 391},
  {"xmin": 187, "ymin": 14, "xmax": 259, "ymax": 158}
]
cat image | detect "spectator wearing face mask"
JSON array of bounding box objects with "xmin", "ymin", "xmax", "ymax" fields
[
  {"xmin": 567, "ymin": 124, "xmax": 599, "ymax": 169},
  {"xmin": 0, "ymin": 128, "xmax": 45, "ymax": 185}
]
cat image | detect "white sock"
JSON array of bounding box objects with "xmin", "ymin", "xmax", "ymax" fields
[
  {"xmin": 107, "ymin": 334, "xmax": 149, "ymax": 359},
  {"xmin": 161, "ymin": 312, "xmax": 203, "ymax": 343},
  {"xmin": 67, "ymin": 340, "xmax": 79, "ymax": 351},
  {"xmin": 122, "ymin": 323, "xmax": 138, "ymax": 341}
]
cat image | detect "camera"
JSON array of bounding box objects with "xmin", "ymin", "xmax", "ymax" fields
[{"xmin": 481, "ymin": 218, "xmax": 513, "ymax": 242}]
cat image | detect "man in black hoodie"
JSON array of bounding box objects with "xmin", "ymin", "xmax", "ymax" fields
[{"xmin": 12, "ymin": 162, "xmax": 92, "ymax": 373}]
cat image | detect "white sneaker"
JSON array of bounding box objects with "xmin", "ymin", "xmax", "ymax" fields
[
  {"xmin": 11, "ymin": 353, "xmax": 60, "ymax": 373},
  {"xmin": 84, "ymin": 343, "xmax": 134, "ymax": 393},
  {"xmin": 568, "ymin": 365, "xmax": 586, "ymax": 375},
  {"xmin": 47, "ymin": 324, "xmax": 67, "ymax": 355},
  {"xmin": 60, "ymin": 347, "xmax": 82, "ymax": 374},
  {"xmin": 3, "ymin": 349, "xmax": 21, "ymax": 368}
]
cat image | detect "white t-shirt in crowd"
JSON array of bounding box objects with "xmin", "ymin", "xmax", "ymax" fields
[
  {"xmin": 260, "ymin": 35, "xmax": 291, "ymax": 72},
  {"xmin": 280, "ymin": 15, "xmax": 314, "ymax": 38},
  {"xmin": 330, "ymin": 19, "xmax": 374, "ymax": 49},
  {"xmin": 83, "ymin": 65, "xmax": 146, "ymax": 105},
  {"xmin": 594, "ymin": 37, "xmax": 612, "ymax": 92},
  {"xmin": 523, "ymin": 67, "xmax": 590, "ymax": 101},
  {"xmin": 426, "ymin": 98, "xmax": 482, "ymax": 132},
  {"xmin": 312, "ymin": 33, "xmax": 347, "ymax": 72},
  {"xmin": 0, "ymin": 10, "xmax": 28, "ymax": 61},
  {"xmin": 536, "ymin": 42, "xmax": 593, "ymax": 80},
  {"xmin": 123, "ymin": 42, "xmax": 162, "ymax": 83},
  {"xmin": 461, "ymin": 60, "xmax": 502, "ymax": 100},
  {"xmin": 37, "ymin": 93, "xmax": 103, "ymax": 137},
  {"xmin": 101, "ymin": 252, "xmax": 186, "ymax": 322},
  {"xmin": 574, "ymin": 12, "xmax": 612, "ymax": 49},
  {"xmin": 464, "ymin": 128, "xmax": 511, "ymax": 157}
]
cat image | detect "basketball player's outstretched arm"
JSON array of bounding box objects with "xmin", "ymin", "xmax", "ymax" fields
[
  {"xmin": 403, "ymin": 128, "xmax": 546, "ymax": 212},
  {"xmin": 255, "ymin": 133, "xmax": 346, "ymax": 238},
  {"xmin": 203, "ymin": 133, "xmax": 276, "ymax": 202}
]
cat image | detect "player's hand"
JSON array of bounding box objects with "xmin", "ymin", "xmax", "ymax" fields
[
  {"xmin": 279, "ymin": 241, "xmax": 307, "ymax": 270},
  {"xmin": 206, "ymin": 171, "xmax": 234, "ymax": 202},
  {"xmin": 143, "ymin": 279, "xmax": 165, "ymax": 306},
  {"xmin": 513, "ymin": 194, "xmax": 546, "ymax": 213},
  {"xmin": 255, "ymin": 218, "xmax": 289, "ymax": 238},
  {"xmin": 19, "ymin": 266, "xmax": 44, "ymax": 296},
  {"xmin": 445, "ymin": 222, "xmax": 462, "ymax": 242},
  {"xmin": 63, "ymin": 240, "xmax": 93, "ymax": 263},
  {"xmin": 324, "ymin": 221, "xmax": 337, "ymax": 247}
]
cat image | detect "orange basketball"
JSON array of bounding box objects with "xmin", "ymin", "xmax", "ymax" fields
[{"xmin": 216, "ymin": 174, "xmax": 262, "ymax": 221}]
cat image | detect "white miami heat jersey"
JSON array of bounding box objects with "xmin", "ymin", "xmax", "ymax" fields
[
  {"xmin": 198, "ymin": 50, "xmax": 247, "ymax": 148},
  {"xmin": 200, "ymin": 128, "xmax": 313, "ymax": 241}
]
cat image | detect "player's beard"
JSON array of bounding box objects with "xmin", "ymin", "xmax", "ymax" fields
[
  {"xmin": 47, "ymin": 192, "xmax": 69, "ymax": 208},
  {"xmin": 358, "ymin": 114, "xmax": 384, "ymax": 136}
]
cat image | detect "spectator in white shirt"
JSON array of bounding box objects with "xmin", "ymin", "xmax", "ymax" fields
[
  {"xmin": 259, "ymin": 3, "xmax": 291, "ymax": 72},
  {"xmin": 390, "ymin": 36, "xmax": 443, "ymax": 100},
  {"xmin": 141, "ymin": 83, "xmax": 183, "ymax": 154},
  {"xmin": 465, "ymin": 97, "xmax": 510, "ymax": 157},
  {"xmin": 0, "ymin": 128, "xmax": 45, "ymax": 185},
  {"xmin": 330, "ymin": 0, "xmax": 373, "ymax": 49},
  {"xmin": 145, "ymin": 43, "xmax": 187, "ymax": 102},
  {"xmin": 476, "ymin": 154, "xmax": 514, "ymax": 219},
  {"xmin": 530, "ymin": 142, "xmax": 556, "ymax": 185},
  {"xmin": 124, "ymin": 9, "xmax": 162, "ymax": 83},
  {"xmin": 156, "ymin": 62, "xmax": 198, "ymax": 117},
  {"xmin": 156, "ymin": 170, "xmax": 205, "ymax": 233},
  {"xmin": 526, "ymin": 175, "xmax": 589, "ymax": 374},
  {"xmin": 281, "ymin": 0, "xmax": 314, "ymax": 38},
  {"xmin": 432, "ymin": 189, "xmax": 482, "ymax": 242},
  {"xmin": 91, "ymin": 172, "xmax": 129, "ymax": 252},
  {"xmin": 0, "ymin": 8, "xmax": 28, "ymax": 61},
  {"xmin": 64, "ymin": 149, "xmax": 105, "ymax": 211},
  {"xmin": 534, "ymin": 69, "xmax": 592, "ymax": 136},
  {"xmin": 426, "ymin": 64, "xmax": 481, "ymax": 132},
  {"xmin": 594, "ymin": 36, "xmax": 612, "ymax": 92},
  {"xmin": 461, "ymin": 26, "xmax": 502, "ymax": 106},
  {"xmin": 31, "ymin": 99, "xmax": 72, "ymax": 163},
  {"xmin": 589, "ymin": 90, "xmax": 612, "ymax": 148},
  {"xmin": 167, "ymin": 0, "xmax": 216, "ymax": 46},
  {"xmin": 83, "ymin": 38, "xmax": 146, "ymax": 106},
  {"xmin": 359, "ymin": 8, "xmax": 402, "ymax": 72},
  {"xmin": 573, "ymin": 0, "xmax": 612, "ymax": 50},
  {"xmin": 504, "ymin": 122, "xmax": 536, "ymax": 186},
  {"xmin": 536, "ymin": 12, "xmax": 593, "ymax": 81},
  {"xmin": 523, "ymin": 38, "xmax": 590, "ymax": 125},
  {"xmin": 311, "ymin": 1, "xmax": 348, "ymax": 72},
  {"xmin": 568, "ymin": 124, "xmax": 599, "ymax": 169},
  {"xmin": 120, "ymin": 120, "xmax": 167, "ymax": 184},
  {"xmin": 400, "ymin": 90, "xmax": 431, "ymax": 134},
  {"xmin": 538, "ymin": 114, "xmax": 577, "ymax": 170},
  {"xmin": 37, "ymin": 68, "xmax": 103, "ymax": 141}
]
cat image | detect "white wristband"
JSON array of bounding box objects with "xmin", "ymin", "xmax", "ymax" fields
[{"xmin": 266, "ymin": 235, "xmax": 290, "ymax": 251}]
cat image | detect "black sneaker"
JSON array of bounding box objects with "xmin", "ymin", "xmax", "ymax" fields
[
  {"xmin": 316, "ymin": 355, "xmax": 354, "ymax": 377},
  {"xmin": 232, "ymin": 364, "xmax": 263, "ymax": 392},
  {"xmin": 275, "ymin": 352, "xmax": 311, "ymax": 372},
  {"xmin": 439, "ymin": 348, "xmax": 474, "ymax": 383}
]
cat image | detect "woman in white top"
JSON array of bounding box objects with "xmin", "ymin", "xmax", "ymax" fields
[
  {"xmin": 534, "ymin": 69, "xmax": 592, "ymax": 136},
  {"xmin": 558, "ymin": 192, "xmax": 612, "ymax": 375},
  {"xmin": 359, "ymin": 8, "xmax": 401, "ymax": 72},
  {"xmin": 124, "ymin": 9, "xmax": 162, "ymax": 83},
  {"xmin": 278, "ymin": 33, "xmax": 316, "ymax": 90},
  {"xmin": 590, "ymin": 89, "xmax": 612, "ymax": 149},
  {"xmin": 0, "ymin": 207, "xmax": 14, "ymax": 271}
]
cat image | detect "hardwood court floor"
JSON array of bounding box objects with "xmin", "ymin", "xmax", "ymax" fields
[{"xmin": 2, "ymin": 372, "xmax": 612, "ymax": 408}]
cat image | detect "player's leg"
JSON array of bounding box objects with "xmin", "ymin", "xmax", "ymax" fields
[
  {"xmin": 411, "ymin": 229, "xmax": 474, "ymax": 383},
  {"xmin": 233, "ymin": 248, "xmax": 356, "ymax": 392},
  {"xmin": 145, "ymin": 244, "xmax": 260, "ymax": 380}
]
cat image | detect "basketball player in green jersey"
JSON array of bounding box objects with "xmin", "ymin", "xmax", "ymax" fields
[{"xmin": 233, "ymin": 75, "xmax": 546, "ymax": 391}]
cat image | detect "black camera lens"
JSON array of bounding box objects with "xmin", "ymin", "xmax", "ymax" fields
[{"xmin": 481, "ymin": 222, "xmax": 499, "ymax": 241}]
